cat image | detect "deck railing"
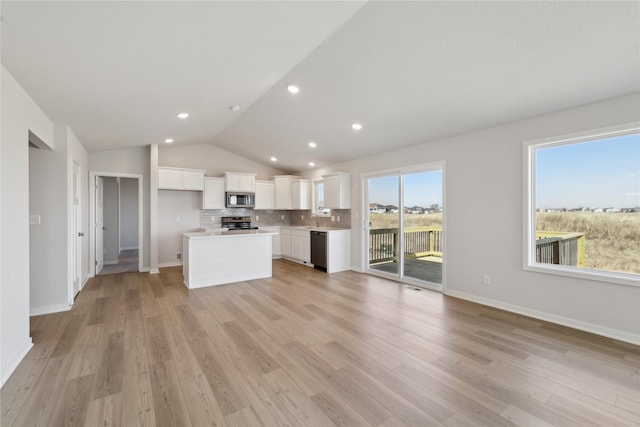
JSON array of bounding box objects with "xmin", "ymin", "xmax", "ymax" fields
[
  {"xmin": 369, "ymin": 227, "xmax": 585, "ymax": 267},
  {"xmin": 369, "ymin": 226, "xmax": 442, "ymax": 264},
  {"xmin": 535, "ymin": 231, "xmax": 585, "ymax": 267}
]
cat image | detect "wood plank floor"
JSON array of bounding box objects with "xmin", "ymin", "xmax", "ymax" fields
[{"xmin": 2, "ymin": 260, "xmax": 639, "ymax": 426}]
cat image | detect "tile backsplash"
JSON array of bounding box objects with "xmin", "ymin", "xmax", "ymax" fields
[{"xmin": 200, "ymin": 209, "xmax": 351, "ymax": 229}]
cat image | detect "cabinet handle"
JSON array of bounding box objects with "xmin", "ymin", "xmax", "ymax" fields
[{"xmin": 78, "ymin": 232, "xmax": 85, "ymax": 237}]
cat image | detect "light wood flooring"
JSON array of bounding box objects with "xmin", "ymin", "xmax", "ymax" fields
[{"xmin": 2, "ymin": 260, "xmax": 639, "ymax": 426}]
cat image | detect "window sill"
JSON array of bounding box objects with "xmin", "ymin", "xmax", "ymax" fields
[{"xmin": 524, "ymin": 263, "xmax": 640, "ymax": 288}]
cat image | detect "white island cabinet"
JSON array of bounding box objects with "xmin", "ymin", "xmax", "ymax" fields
[{"xmin": 183, "ymin": 230, "xmax": 276, "ymax": 288}]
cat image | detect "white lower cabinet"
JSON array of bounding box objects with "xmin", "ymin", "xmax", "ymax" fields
[
  {"xmin": 291, "ymin": 229, "xmax": 310, "ymax": 263},
  {"xmin": 281, "ymin": 228, "xmax": 292, "ymax": 258},
  {"xmin": 259, "ymin": 226, "xmax": 281, "ymax": 258}
]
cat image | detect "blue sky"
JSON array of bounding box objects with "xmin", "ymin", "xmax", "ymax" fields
[
  {"xmin": 368, "ymin": 170, "xmax": 443, "ymax": 207},
  {"xmin": 536, "ymin": 133, "xmax": 640, "ymax": 209}
]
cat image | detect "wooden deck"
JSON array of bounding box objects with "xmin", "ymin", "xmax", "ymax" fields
[
  {"xmin": 2, "ymin": 260, "xmax": 639, "ymax": 426},
  {"xmin": 370, "ymin": 257, "xmax": 443, "ymax": 284}
]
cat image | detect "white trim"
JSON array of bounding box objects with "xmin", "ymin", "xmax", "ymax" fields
[
  {"xmin": 30, "ymin": 304, "xmax": 71, "ymax": 316},
  {"xmin": 0, "ymin": 339, "xmax": 33, "ymax": 388},
  {"xmin": 159, "ymin": 261, "xmax": 182, "ymax": 268},
  {"xmin": 445, "ymin": 289, "xmax": 640, "ymax": 346},
  {"xmin": 119, "ymin": 246, "xmax": 139, "ymax": 251},
  {"xmin": 148, "ymin": 268, "xmax": 160, "ymax": 274},
  {"xmin": 523, "ymin": 122, "xmax": 640, "ymax": 288}
]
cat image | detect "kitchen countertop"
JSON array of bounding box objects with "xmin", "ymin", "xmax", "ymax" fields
[{"xmin": 184, "ymin": 229, "xmax": 277, "ymax": 238}]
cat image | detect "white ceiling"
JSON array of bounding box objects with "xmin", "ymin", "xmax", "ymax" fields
[{"xmin": 2, "ymin": 1, "xmax": 639, "ymax": 173}]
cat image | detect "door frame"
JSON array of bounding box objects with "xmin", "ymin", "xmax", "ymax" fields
[
  {"xmin": 362, "ymin": 161, "xmax": 446, "ymax": 292},
  {"xmin": 89, "ymin": 171, "xmax": 143, "ymax": 277},
  {"xmin": 69, "ymin": 161, "xmax": 82, "ymax": 303}
]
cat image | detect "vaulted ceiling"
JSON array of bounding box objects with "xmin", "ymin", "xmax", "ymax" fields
[{"xmin": 2, "ymin": 1, "xmax": 639, "ymax": 173}]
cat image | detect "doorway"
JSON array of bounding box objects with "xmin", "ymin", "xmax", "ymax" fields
[
  {"xmin": 90, "ymin": 172, "xmax": 143, "ymax": 277},
  {"xmin": 365, "ymin": 163, "xmax": 445, "ymax": 290}
]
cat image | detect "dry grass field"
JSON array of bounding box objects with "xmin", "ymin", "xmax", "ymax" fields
[
  {"xmin": 369, "ymin": 212, "xmax": 640, "ymax": 274},
  {"xmin": 536, "ymin": 212, "xmax": 640, "ymax": 274}
]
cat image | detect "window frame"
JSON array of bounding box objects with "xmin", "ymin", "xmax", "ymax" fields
[{"xmin": 523, "ymin": 122, "xmax": 640, "ymax": 287}]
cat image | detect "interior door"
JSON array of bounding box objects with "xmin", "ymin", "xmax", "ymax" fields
[
  {"xmin": 73, "ymin": 162, "xmax": 82, "ymax": 296},
  {"xmin": 96, "ymin": 176, "xmax": 104, "ymax": 274}
]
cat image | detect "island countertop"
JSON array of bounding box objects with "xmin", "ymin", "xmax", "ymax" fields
[{"xmin": 183, "ymin": 229, "xmax": 277, "ymax": 239}]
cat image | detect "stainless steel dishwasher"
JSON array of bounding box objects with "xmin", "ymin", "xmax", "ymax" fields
[{"xmin": 310, "ymin": 231, "xmax": 327, "ymax": 271}]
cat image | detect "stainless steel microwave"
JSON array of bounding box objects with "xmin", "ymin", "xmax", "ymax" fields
[{"xmin": 226, "ymin": 192, "xmax": 255, "ymax": 208}]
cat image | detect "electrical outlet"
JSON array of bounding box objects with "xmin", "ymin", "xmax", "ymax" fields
[
  {"xmin": 255, "ymin": 215, "xmax": 259, "ymax": 221},
  {"xmin": 337, "ymin": 216, "xmax": 341, "ymax": 222},
  {"xmin": 210, "ymin": 216, "xmax": 215, "ymax": 221},
  {"xmin": 176, "ymin": 252, "xmax": 182, "ymax": 260},
  {"xmin": 281, "ymin": 215, "xmax": 285, "ymax": 220},
  {"xmin": 331, "ymin": 216, "xmax": 336, "ymax": 221},
  {"xmin": 483, "ymin": 275, "xmax": 491, "ymax": 286},
  {"xmin": 29, "ymin": 214, "xmax": 41, "ymax": 225},
  {"xmin": 301, "ymin": 215, "xmax": 304, "ymax": 220}
]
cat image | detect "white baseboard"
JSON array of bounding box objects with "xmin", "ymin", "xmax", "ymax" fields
[
  {"xmin": 30, "ymin": 303, "xmax": 72, "ymax": 316},
  {"xmin": 148, "ymin": 268, "xmax": 160, "ymax": 274},
  {"xmin": 350, "ymin": 265, "xmax": 364, "ymax": 273},
  {"xmin": 104, "ymin": 260, "xmax": 118, "ymax": 265},
  {"xmin": 159, "ymin": 261, "xmax": 182, "ymax": 268},
  {"xmin": 120, "ymin": 246, "xmax": 139, "ymax": 251},
  {"xmin": 444, "ymin": 289, "xmax": 640, "ymax": 346},
  {"xmin": 1, "ymin": 338, "xmax": 33, "ymax": 388}
]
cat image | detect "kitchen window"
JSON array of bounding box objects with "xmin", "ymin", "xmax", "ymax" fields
[
  {"xmin": 313, "ymin": 180, "xmax": 331, "ymax": 217},
  {"xmin": 523, "ymin": 123, "xmax": 640, "ymax": 286}
]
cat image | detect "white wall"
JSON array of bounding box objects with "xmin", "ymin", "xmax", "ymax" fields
[
  {"xmin": 102, "ymin": 177, "xmax": 119, "ymax": 264},
  {"xmin": 120, "ymin": 177, "xmax": 139, "ymax": 250},
  {"xmin": 158, "ymin": 190, "xmax": 201, "ymax": 266},
  {"xmin": 304, "ymin": 92, "xmax": 640, "ymax": 343},
  {"xmin": 28, "ymin": 124, "xmax": 90, "ymax": 315},
  {"xmin": 1, "ymin": 66, "xmax": 54, "ymax": 386},
  {"xmin": 28, "ymin": 134, "xmax": 67, "ymax": 314},
  {"xmin": 89, "ymin": 147, "xmax": 150, "ymax": 269},
  {"xmin": 158, "ymin": 143, "xmax": 284, "ymax": 179}
]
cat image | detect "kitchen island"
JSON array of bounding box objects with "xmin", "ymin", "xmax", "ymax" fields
[{"xmin": 182, "ymin": 229, "xmax": 276, "ymax": 289}]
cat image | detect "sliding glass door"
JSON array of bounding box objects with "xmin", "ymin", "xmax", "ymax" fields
[{"xmin": 366, "ymin": 164, "xmax": 444, "ymax": 288}]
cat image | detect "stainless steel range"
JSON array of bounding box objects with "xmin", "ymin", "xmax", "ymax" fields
[{"xmin": 221, "ymin": 216, "xmax": 258, "ymax": 230}]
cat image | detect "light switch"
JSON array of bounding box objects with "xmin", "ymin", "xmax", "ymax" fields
[{"xmin": 29, "ymin": 214, "xmax": 41, "ymax": 225}]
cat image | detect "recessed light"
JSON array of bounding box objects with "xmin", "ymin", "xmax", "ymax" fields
[
  {"xmin": 308, "ymin": 162, "xmax": 315, "ymax": 167},
  {"xmin": 164, "ymin": 138, "xmax": 174, "ymax": 144},
  {"xmin": 287, "ymin": 85, "xmax": 300, "ymax": 94},
  {"xmin": 270, "ymin": 156, "xmax": 278, "ymax": 162},
  {"xmin": 351, "ymin": 122, "xmax": 362, "ymax": 131},
  {"xmin": 308, "ymin": 142, "xmax": 317, "ymax": 148},
  {"xmin": 177, "ymin": 112, "xmax": 189, "ymax": 119},
  {"xmin": 229, "ymin": 105, "xmax": 240, "ymax": 112}
]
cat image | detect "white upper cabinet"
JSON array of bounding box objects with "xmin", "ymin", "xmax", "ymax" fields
[
  {"xmin": 273, "ymin": 175, "xmax": 297, "ymax": 210},
  {"xmin": 225, "ymin": 172, "xmax": 256, "ymax": 193},
  {"xmin": 291, "ymin": 179, "xmax": 311, "ymax": 210},
  {"xmin": 322, "ymin": 173, "xmax": 351, "ymax": 209},
  {"xmin": 158, "ymin": 167, "xmax": 205, "ymax": 191},
  {"xmin": 202, "ymin": 177, "xmax": 225, "ymax": 209},
  {"xmin": 254, "ymin": 180, "xmax": 275, "ymax": 210}
]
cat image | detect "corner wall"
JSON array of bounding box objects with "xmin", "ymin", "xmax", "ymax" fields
[
  {"xmin": 1, "ymin": 66, "xmax": 54, "ymax": 386},
  {"xmin": 304, "ymin": 92, "xmax": 640, "ymax": 343}
]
